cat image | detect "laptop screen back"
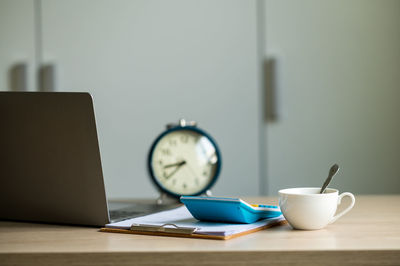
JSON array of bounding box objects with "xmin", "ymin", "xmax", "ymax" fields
[{"xmin": 0, "ymin": 92, "xmax": 109, "ymax": 226}]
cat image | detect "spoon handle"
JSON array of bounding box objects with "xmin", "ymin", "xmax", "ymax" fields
[{"xmin": 320, "ymin": 164, "xmax": 339, "ymax": 193}]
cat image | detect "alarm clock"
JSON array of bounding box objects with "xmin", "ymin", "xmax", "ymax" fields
[{"xmin": 148, "ymin": 119, "xmax": 221, "ymax": 200}]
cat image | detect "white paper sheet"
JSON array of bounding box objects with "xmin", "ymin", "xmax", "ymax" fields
[{"xmin": 106, "ymin": 206, "xmax": 285, "ymax": 236}]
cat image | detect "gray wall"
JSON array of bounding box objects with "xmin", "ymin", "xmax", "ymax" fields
[{"xmin": 40, "ymin": 0, "xmax": 261, "ymax": 198}]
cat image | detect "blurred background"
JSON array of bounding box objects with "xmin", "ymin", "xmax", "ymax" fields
[{"xmin": 1, "ymin": 0, "xmax": 399, "ymax": 198}]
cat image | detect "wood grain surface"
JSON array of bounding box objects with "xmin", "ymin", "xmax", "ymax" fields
[{"xmin": 1, "ymin": 195, "xmax": 400, "ymax": 265}]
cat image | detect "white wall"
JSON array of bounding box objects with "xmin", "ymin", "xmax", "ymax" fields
[
  {"xmin": 2, "ymin": 0, "xmax": 399, "ymax": 197},
  {"xmin": 263, "ymin": 0, "xmax": 400, "ymax": 195}
]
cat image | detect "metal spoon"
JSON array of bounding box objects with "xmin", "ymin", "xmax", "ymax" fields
[{"xmin": 320, "ymin": 164, "xmax": 340, "ymax": 193}]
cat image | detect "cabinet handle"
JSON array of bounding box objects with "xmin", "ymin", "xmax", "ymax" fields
[
  {"xmin": 39, "ymin": 64, "xmax": 56, "ymax": 91},
  {"xmin": 264, "ymin": 56, "xmax": 283, "ymax": 122},
  {"xmin": 9, "ymin": 63, "xmax": 27, "ymax": 91}
]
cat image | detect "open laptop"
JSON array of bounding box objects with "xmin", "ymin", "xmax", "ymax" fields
[{"xmin": 0, "ymin": 92, "xmax": 175, "ymax": 226}]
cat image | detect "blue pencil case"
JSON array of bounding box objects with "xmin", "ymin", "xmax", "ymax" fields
[{"xmin": 180, "ymin": 196, "xmax": 282, "ymax": 224}]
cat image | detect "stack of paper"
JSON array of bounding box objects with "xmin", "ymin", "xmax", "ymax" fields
[{"xmin": 106, "ymin": 205, "xmax": 285, "ymax": 237}]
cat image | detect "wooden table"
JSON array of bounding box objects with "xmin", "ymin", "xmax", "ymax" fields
[{"xmin": 1, "ymin": 195, "xmax": 400, "ymax": 266}]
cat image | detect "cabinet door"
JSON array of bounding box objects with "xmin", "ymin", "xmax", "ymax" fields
[
  {"xmin": 41, "ymin": 0, "xmax": 260, "ymax": 198},
  {"xmin": 263, "ymin": 0, "xmax": 400, "ymax": 194},
  {"xmin": 0, "ymin": 0, "xmax": 36, "ymax": 91}
]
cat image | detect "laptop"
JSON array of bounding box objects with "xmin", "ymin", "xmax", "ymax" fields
[{"xmin": 0, "ymin": 92, "xmax": 175, "ymax": 226}]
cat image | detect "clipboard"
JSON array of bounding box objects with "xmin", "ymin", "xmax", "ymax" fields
[
  {"xmin": 100, "ymin": 206, "xmax": 286, "ymax": 240},
  {"xmin": 100, "ymin": 220, "xmax": 286, "ymax": 240}
]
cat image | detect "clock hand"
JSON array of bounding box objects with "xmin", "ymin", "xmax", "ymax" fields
[
  {"xmin": 163, "ymin": 160, "xmax": 186, "ymax": 169},
  {"xmin": 164, "ymin": 162, "xmax": 186, "ymax": 179},
  {"xmin": 164, "ymin": 166, "xmax": 182, "ymax": 180}
]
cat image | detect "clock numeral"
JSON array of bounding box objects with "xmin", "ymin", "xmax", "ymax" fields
[
  {"xmin": 183, "ymin": 183, "xmax": 187, "ymax": 189},
  {"xmin": 161, "ymin": 148, "xmax": 171, "ymax": 156},
  {"xmin": 180, "ymin": 135, "xmax": 188, "ymax": 143},
  {"xmin": 203, "ymin": 171, "xmax": 208, "ymax": 176},
  {"xmin": 158, "ymin": 160, "xmax": 163, "ymax": 165},
  {"xmin": 195, "ymin": 178, "xmax": 199, "ymax": 185},
  {"xmin": 172, "ymin": 179, "xmax": 176, "ymax": 186},
  {"xmin": 169, "ymin": 139, "xmax": 177, "ymax": 146}
]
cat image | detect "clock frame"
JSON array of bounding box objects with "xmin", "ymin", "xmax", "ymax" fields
[{"xmin": 148, "ymin": 122, "xmax": 221, "ymax": 198}]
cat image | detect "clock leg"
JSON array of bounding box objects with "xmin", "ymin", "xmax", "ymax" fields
[{"xmin": 156, "ymin": 192, "xmax": 181, "ymax": 205}]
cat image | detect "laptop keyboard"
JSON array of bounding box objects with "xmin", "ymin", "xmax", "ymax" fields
[
  {"xmin": 109, "ymin": 203, "xmax": 181, "ymax": 222},
  {"xmin": 109, "ymin": 209, "xmax": 143, "ymax": 221}
]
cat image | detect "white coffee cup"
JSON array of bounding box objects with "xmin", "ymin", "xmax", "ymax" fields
[{"xmin": 278, "ymin": 187, "xmax": 355, "ymax": 230}]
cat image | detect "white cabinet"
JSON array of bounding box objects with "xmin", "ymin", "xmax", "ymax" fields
[
  {"xmin": 38, "ymin": 0, "xmax": 261, "ymax": 198},
  {"xmin": 263, "ymin": 0, "xmax": 400, "ymax": 194},
  {"xmin": 0, "ymin": 0, "xmax": 36, "ymax": 91}
]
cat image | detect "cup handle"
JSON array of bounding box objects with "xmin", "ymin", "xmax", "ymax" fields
[{"xmin": 329, "ymin": 192, "xmax": 355, "ymax": 224}]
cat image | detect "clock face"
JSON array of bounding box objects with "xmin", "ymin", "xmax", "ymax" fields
[{"xmin": 149, "ymin": 129, "xmax": 220, "ymax": 196}]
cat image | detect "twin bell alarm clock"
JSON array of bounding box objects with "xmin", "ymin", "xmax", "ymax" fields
[{"xmin": 148, "ymin": 119, "xmax": 221, "ymax": 203}]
